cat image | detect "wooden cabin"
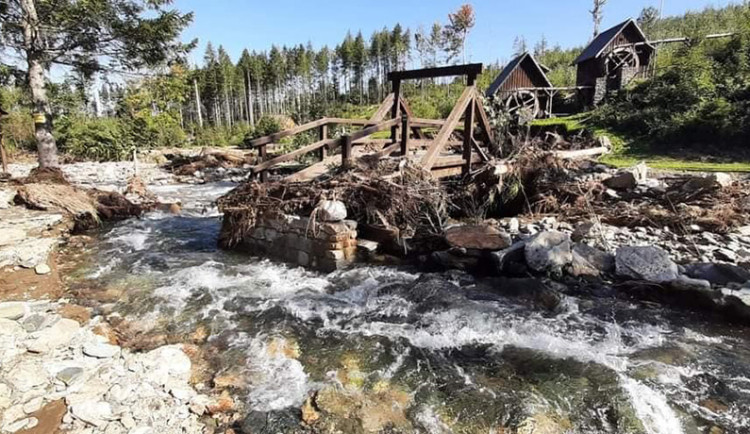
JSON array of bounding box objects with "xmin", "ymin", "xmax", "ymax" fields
[
  {"xmin": 574, "ymin": 18, "xmax": 655, "ymax": 105},
  {"xmin": 486, "ymin": 52, "xmax": 554, "ymax": 119}
]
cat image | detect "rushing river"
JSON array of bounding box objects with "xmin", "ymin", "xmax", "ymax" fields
[{"xmin": 67, "ymin": 183, "xmax": 750, "ymax": 434}]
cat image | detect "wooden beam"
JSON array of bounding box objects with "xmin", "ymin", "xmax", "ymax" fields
[
  {"xmin": 463, "ymin": 99, "xmax": 475, "ymax": 175},
  {"xmin": 342, "ymin": 135, "xmax": 353, "ymax": 168},
  {"xmin": 400, "ymin": 116, "xmax": 410, "ymax": 156},
  {"xmin": 471, "ymin": 137, "xmax": 490, "ymax": 163},
  {"xmin": 252, "ymin": 139, "xmax": 332, "ymax": 174},
  {"xmin": 474, "ymin": 90, "xmax": 494, "ymax": 144},
  {"xmin": 390, "ymin": 80, "xmax": 401, "ymax": 142},
  {"xmin": 387, "ymin": 64, "xmax": 483, "ymax": 82},
  {"xmin": 370, "ymin": 94, "xmax": 394, "ymax": 123},
  {"xmin": 411, "ymin": 118, "xmax": 445, "ymax": 128},
  {"xmin": 420, "ymin": 86, "xmax": 476, "ymax": 170},
  {"xmin": 553, "ymin": 146, "xmax": 609, "ymax": 159},
  {"xmin": 399, "ymin": 97, "xmax": 426, "ymax": 139},
  {"xmin": 348, "ymin": 118, "xmax": 400, "ymax": 143},
  {"xmin": 247, "ymin": 118, "xmax": 330, "ymax": 148},
  {"xmin": 432, "ymin": 153, "xmax": 484, "ymax": 169},
  {"xmin": 319, "ymin": 125, "xmax": 328, "ymax": 160}
]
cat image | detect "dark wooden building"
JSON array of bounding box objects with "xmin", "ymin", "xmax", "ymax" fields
[
  {"xmin": 486, "ymin": 52, "xmax": 553, "ymax": 118},
  {"xmin": 574, "ymin": 18, "xmax": 655, "ymax": 105}
]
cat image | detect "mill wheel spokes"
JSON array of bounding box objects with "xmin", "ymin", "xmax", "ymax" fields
[
  {"xmin": 505, "ymin": 90, "xmax": 541, "ymax": 119},
  {"xmin": 606, "ymin": 46, "xmax": 640, "ymax": 76}
]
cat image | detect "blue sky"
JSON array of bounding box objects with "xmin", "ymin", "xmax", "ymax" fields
[{"xmin": 176, "ymin": 0, "xmax": 737, "ymax": 67}]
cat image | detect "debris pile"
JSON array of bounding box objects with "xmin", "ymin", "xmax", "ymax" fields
[{"xmin": 164, "ymin": 148, "xmax": 256, "ymax": 181}]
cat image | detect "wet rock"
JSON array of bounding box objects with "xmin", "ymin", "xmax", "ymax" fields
[
  {"xmin": 444, "ymin": 224, "xmax": 511, "ymax": 250},
  {"xmin": 490, "ymin": 241, "xmax": 526, "ymax": 274},
  {"xmin": 0, "ymin": 302, "xmax": 27, "ymax": 320},
  {"xmin": 317, "ymin": 200, "xmax": 347, "ymax": 222},
  {"xmin": 684, "ymin": 263, "xmax": 750, "ymax": 286},
  {"xmin": 615, "ymin": 246, "xmax": 679, "ymax": 283},
  {"xmin": 430, "ymin": 249, "xmax": 480, "ymax": 272},
  {"xmin": 570, "ymin": 244, "xmax": 615, "ymax": 277},
  {"xmin": 524, "ymin": 231, "xmax": 573, "ymax": 274},
  {"xmin": 669, "ymin": 275, "xmax": 712, "ymax": 292},
  {"xmin": 487, "ymin": 277, "xmax": 563, "ymax": 311},
  {"xmin": 26, "ymin": 318, "xmax": 80, "ymax": 353}
]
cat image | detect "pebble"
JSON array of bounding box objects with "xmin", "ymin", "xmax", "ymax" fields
[
  {"xmin": 56, "ymin": 366, "xmax": 84, "ymax": 385},
  {"xmin": 34, "ymin": 263, "xmax": 52, "ymax": 275}
]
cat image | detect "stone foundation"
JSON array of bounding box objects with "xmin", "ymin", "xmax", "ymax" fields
[{"xmin": 239, "ymin": 214, "xmax": 358, "ymax": 272}]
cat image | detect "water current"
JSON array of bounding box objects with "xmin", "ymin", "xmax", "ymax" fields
[{"xmin": 68, "ymin": 183, "xmax": 750, "ymax": 434}]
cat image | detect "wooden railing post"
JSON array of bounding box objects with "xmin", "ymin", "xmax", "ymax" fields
[
  {"xmin": 319, "ymin": 124, "xmax": 328, "ymax": 160},
  {"xmin": 259, "ymin": 144, "xmax": 268, "ymax": 183},
  {"xmin": 341, "ymin": 135, "xmax": 353, "ymax": 169},
  {"xmin": 462, "ymin": 95, "xmax": 475, "ymax": 176},
  {"xmin": 390, "ymin": 79, "xmax": 401, "ymax": 143},
  {"xmin": 400, "ymin": 115, "xmax": 410, "ymax": 157}
]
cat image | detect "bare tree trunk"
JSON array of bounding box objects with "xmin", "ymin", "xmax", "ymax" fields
[
  {"xmin": 591, "ymin": 0, "xmax": 608, "ymax": 38},
  {"xmin": 20, "ymin": 0, "xmax": 58, "ymax": 168},
  {"xmin": 193, "ymin": 79, "xmax": 204, "ymax": 128},
  {"xmin": 246, "ymin": 71, "xmax": 255, "ymax": 128},
  {"xmin": 257, "ymin": 81, "xmax": 264, "ymax": 118}
]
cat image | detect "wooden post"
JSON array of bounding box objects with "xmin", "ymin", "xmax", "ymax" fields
[
  {"xmin": 259, "ymin": 144, "xmax": 268, "ymax": 183},
  {"xmin": 341, "ymin": 135, "xmax": 353, "ymax": 169},
  {"xmin": 400, "ymin": 115, "xmax": 410, "ymax": 157},
  {"xmin": 319, "ymin": 124, "xmax": 328, "ymax": 160},
  {"xmin": 462, "ymin": 96, "xmax": 476, "ymax": 176},
  {"xmin": 390, "ymin": 79, "xmax": 401, "ymax": 143}
]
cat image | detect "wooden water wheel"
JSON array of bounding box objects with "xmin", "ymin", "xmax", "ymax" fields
[
  {"xmin": 504, "ymin": 90, "xmax": 541, "ymax": 119},
  {"xmin": 606, "ymin": 46, "xmax": 640, "ymax": 76}
]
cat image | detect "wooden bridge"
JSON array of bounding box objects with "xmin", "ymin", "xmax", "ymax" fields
[{"xmin": 244, "ymin": 63, "xmax": 495, "ymax": 183}]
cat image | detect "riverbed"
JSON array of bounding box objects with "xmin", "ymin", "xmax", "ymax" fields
[{"xmin": 64, "ymin": 181, "xmax": 750, "ymax": 434}]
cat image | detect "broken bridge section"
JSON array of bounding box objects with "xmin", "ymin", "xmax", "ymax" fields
[{"xmin": 243, "ymin": 63, "xmax": 495, "ymax": 183}]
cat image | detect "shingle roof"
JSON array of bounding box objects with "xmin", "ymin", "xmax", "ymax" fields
[
  {"xmin": 573, "ymin": 18, "xmax": 649, "ymax": 64},
  {"xmin": 486, "ymin": 52, "xmax": 553, "ymax": 97}
]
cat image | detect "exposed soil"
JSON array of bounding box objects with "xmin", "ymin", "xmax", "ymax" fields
[{"xmin": 0, "ymin": 251, "xmax": 64, "ymax": 300}]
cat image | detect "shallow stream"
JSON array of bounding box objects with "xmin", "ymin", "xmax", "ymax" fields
[{"xmin": 67, "ymin": 183, "xmax": 750, "ymax": 434}]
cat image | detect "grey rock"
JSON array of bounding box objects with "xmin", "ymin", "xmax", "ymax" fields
[
  {"xmin": 0, "ymin": 188, "xmax": 16, "ymax": 209},
  {"xmin": 490, "ymin": 241, "xmax": 526, "ymax": 274},
  {"xmin": 21, "ymin": 314, "xmax": 47, "ymax": 332},
  {"xmin": 709, "ymin": 172, "xmax": 733, "ymax": 188},
  {"xmin": 0, "ymin": 229, "xmax": 26, "ymax": 247},
  {"xmin": 670, "ymin": 275, "xmax": 712, "ymax": 292},
  {"xmin": 26, "ymin": 318, "xmax": 80, "ymax": 353},
  {"xmin": 571, "ymin": 244, "xmax": 615, "ymax": 277},
  {"xmin": 604, "ymin": 172, "xmax": 637, "ymax": 190},
  {"xmin": 738, "ymin": 226, "xmax": 750, "ymax": 237},
  {"xmin": 715, "ymin": 248, "xmax": 737, "ymax": 263},
  {"xmin": 56, "ymin": 366, "xmax": 84, "ymax": 385},
  {"xmin": 317, "ymin": 200, "xmax": 347, "ymax": 222},
  {"xmin": 83, "ymin": 342, "xmax": 121, "ymax": 359},
  {"xmin": 71, "ymin": 401, "xmax": 113, "ymax": 428},
  {"xmin": 508, "ymin": 218, "xmax": 520, "ymax": 233},
  {"xmin": 684, "ymin": 263, "xmax": 750, "ymax": 286},
  {"xmin": 616, "ymin": 246, "xmax": 679, "ymax": 283},
  {"xmin": 0, "ymin": 302, "xmax": 27, "ymax": 320},
  {"xmin": 524, "ymin": 231, "xmax": 573, "ymax": 274}
]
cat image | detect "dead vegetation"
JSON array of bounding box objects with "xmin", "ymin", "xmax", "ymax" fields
[
  {"xmin": 218, "ymin": 137, "xmax": 750, "ymax": 256},
  {"xmin": 164, "ymin": 148, "xmax": 256, "ymax": 176}
]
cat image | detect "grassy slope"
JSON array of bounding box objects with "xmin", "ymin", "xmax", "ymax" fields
[{"xmin": 530, "ymin": 116, "xmax": 750, "ymax": 173}]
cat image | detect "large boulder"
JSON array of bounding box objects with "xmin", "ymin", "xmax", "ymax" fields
[
  {"xmin": 603, "ymin": 163, "xmax": 648, "ymax": 191},
  {"xmin": 444, "ymin": 225, "xmax": 512, "ymax": 251},
  {"xmin": 615, "ymin": 246, "xmax": 679, "ymax": 283},
  {"xmin": 684, "ymin": 263, "xmax": 750, "ymax": 286},
  {"xmin": 317, "ymin": 200, "xmax": 347, "ymax": 222},
  {"xmin": 524, "ymin": 231, "xmax": 573, "ymax": 274},
  {"xmin": 489, "ymin": 241, "xmax": 526, "ymax": 274},
  {"xmin": 570, "ymin": 244, "xmax": 615, "ymax": 277}
]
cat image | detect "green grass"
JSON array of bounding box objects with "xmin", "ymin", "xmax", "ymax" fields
[
  {"xmin": 600, "ymin": 154, "xmax": 750, "ymax": 172},
  {"xmin": 531, "ymin": 114, "xmax": 750, "ymax": 173}
]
